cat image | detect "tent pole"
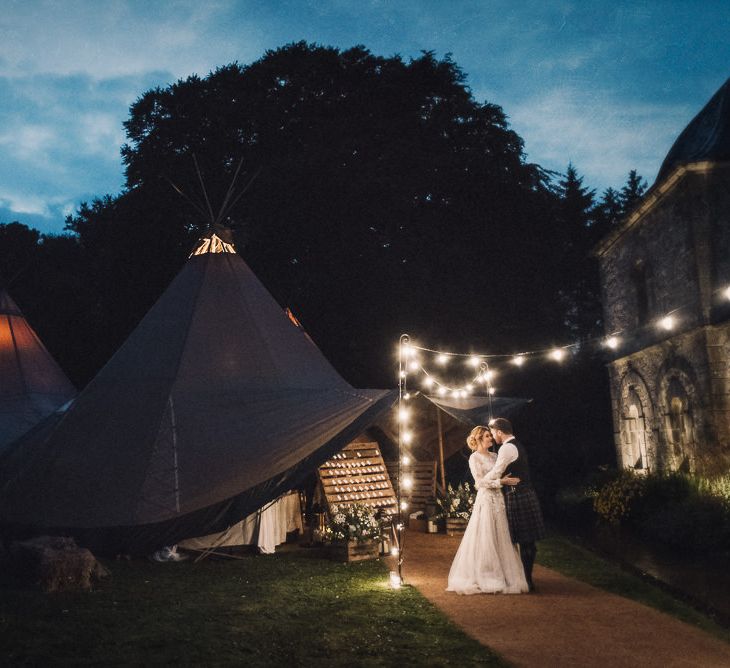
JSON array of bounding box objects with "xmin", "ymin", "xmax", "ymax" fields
[{"xmin": 436, "ymin": 406, "xmax": 446, "ymax": 495}]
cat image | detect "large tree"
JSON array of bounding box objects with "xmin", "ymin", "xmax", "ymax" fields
[{"xmin": 67, "ymin": 42, "xmax": 563, "ymax": 386}]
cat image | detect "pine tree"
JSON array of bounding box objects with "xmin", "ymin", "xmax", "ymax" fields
[{"xmin": 620, "ymin": 169, "xmax": 648, "ymax": 214}]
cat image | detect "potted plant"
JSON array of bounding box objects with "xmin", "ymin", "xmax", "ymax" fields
[
  {"xmin": 324, "ymin": 503, "xmax": 381, "ymax": 562},
  {"xmin": 434, "ymin": 482, "xmax": 475, "ymax": 535}
]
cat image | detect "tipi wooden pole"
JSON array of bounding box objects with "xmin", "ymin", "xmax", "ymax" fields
[{"xmin": 436, "ymin": 406, "xmax": 446, "ymax": 494}]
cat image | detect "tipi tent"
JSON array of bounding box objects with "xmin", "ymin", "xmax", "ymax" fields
[
  {"xmin": 0, "ymin": 227, "xmax": 394, "ymax": 554},
  {"xmin": 0, "ymin": 289, "xmax": 75, "ymax": 451}
]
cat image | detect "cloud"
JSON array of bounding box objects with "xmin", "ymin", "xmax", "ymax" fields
[
  {"xmin": 507, "ymin": 85, "xmax": 693, "ymax": 190},
  {"xmin": 0, "ymin": 0, "xmax": 261, "ymax": 80}
]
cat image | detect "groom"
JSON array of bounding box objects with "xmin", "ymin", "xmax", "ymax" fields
[{"xmin": 488, "ymin": 417, "xmax": 545, "ymax": 592}]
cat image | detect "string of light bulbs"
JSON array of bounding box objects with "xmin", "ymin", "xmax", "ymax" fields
[
  {"xmin": 391, "ymin": 284, "xmax": 730, "ymax": 589},
  {"xmin": 398, "ymin": 282, "xmax": 730, "ymax": 396}
]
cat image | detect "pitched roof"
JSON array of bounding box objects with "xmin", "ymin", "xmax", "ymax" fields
[
  {"xmin": 0, "ymin": 290, "xmax": 75, "ymax": 450},
  {"xmin": 656, "ymin": 77, "xmax": 730, "ymax": 184},
  {"xmin": 0, "ymin": 229, "xmax": 394, "ymax": 553}
]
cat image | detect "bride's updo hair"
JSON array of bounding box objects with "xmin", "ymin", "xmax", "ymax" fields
[{"xmin": 466, "ymin": 425, "xmax": 490, "ymax": 451}]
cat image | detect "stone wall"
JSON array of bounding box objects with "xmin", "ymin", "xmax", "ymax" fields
[{"xmin": 598, "ymin": 166, "xmax": 730, "ymax": 475}]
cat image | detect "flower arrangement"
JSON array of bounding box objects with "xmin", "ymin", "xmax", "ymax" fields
[
  {"xmin": 434, "ymin": 482, "xmax": 475, "ymax": 521},
  {"xmin": 324, "ymin": 503, "xmax": 381, "ymax": 543}
]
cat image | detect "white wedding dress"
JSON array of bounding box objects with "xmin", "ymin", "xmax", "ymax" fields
[{"xmin": 446, "ymin": 451, "xmax": 528, "ymax": 594}]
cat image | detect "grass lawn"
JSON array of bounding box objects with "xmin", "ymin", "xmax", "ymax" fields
[
  {"xmin": 538, "ymin": 533, "xmax": 730, "ymax": 644},
  {"xmin": 0, "ymin": 545, "xmax": 506, "ymax": 667}
]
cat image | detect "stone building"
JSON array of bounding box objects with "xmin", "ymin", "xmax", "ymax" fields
[{"xmin": 595, "ymin": 78, "xmax": 730, "ymax": 475}]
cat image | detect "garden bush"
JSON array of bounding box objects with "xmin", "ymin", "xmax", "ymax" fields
[{"xmin": 585, "ymin": 469, "xmax": 730, "ymax": 554}]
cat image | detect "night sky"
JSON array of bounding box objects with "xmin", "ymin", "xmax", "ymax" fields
[{"xmin": 1, "ymin": 0, "xmax": 728, "ymax": 234}]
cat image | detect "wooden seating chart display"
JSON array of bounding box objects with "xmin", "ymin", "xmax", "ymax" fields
[
  {"xmin": 385, "ymin": 460, "xmax": 437, "ymax": 513},
  {"xmin": 318, "ymin": 442, "xmax": 398, "ymax": 516}
]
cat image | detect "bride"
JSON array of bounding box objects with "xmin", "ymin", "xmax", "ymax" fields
[{"xmin": 447, "ymin": 425, "xmax": 528, "ymax": 595}]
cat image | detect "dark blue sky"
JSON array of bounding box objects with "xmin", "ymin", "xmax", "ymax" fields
[{"xmin": 1, "ymin": 0, "xmax": 728, "ymax": 233}]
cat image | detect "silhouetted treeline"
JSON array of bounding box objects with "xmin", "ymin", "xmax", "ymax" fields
[{"xmin": 0, "ymin": 43, "xmax": 649, "ymax": 497}]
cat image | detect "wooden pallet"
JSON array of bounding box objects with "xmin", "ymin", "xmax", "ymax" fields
[
  {"xmin": 385, "ymin": 460, "xmax": 437, "ymax": 513},
  {"xmin": 318, "ymin": 442, "xmax": 398, "ymax": 516}
]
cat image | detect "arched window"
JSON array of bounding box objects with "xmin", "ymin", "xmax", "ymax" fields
[
  {"xmin": 624, "ymin": 388, "xmax": 649, "ymax": 470},
  {"xmin": 665, "ymin": 377, "xmax": 693, "ymax": 462}
]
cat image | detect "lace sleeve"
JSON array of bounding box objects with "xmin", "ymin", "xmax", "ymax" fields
[
  {"xmin": 476, "ymin": 452, "xmax": 503, "ymax": 489},
  {"xmin": 468, "ymin": 454, "xmax": 486, "ymax": 486}
]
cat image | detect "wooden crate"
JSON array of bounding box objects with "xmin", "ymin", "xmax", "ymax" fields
[
  {"xmin": 318, "ymin": 442, "xmax": 398, "ymax": 517},
  {"xmin": 328, "ymin": 539, "xmax": 379, "ymax": 562},
  {"xmin": 385, "ymin": 460, "xmax": 437, "ymax": 513}
]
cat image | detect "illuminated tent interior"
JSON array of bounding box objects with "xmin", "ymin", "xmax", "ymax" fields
[
  {"xmin": 0, "ymin": 226, "xmax": 395, "ymax": 554},
  {"xmin": 0, "ymin": 289, "xmax": 76, "ymax": 451}
]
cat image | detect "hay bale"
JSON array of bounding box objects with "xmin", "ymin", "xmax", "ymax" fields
[{"xmin": 9, "ymin": 536, "xmax": 106, "ymax": 592}]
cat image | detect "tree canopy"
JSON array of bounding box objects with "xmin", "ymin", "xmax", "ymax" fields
[{"xmin": 64, "ymin": 42, "xmax": 569, "ymax": 386}]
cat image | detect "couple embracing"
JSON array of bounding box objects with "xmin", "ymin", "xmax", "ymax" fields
[{"xmin": 447, "ymin": 418, "xmax": 545, "ymax": 595}]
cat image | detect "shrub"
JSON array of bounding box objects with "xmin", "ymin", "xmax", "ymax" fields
[
  {"xmin": 324, "ymin": 503, "xmax": 381, "ymax": 543},
  {"xmin": 434, "ymin": 482, "xmax": 475, "ymax": 521},
  {"xmin": 592, "ymin": 469, "xmax": 646, "ymax": 525}
]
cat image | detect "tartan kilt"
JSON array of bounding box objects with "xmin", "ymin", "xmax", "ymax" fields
[{"xmin": 505, "ymin": 486, "xmax": 546, "ymax": 544}]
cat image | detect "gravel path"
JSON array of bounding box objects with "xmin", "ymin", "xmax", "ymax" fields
[{"xmin": 400, "ymin": 530, "xmax": 730, "ymax": 667}]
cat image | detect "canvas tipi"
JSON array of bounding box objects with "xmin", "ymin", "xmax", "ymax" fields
[
  {"xmin": 0, "ymin": 226, "xmax": 394, "ymax": 553},
  {"xmin": 0, "ymin": 289, "xmax": 75, "ymax": 451}
]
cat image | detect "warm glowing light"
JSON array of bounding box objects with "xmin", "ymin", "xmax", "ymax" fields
[
  {"xmin": 389, "ymin": 571, "xmax": 402, "ymax": 589},
  {"xmin": 468, "ymin": 356, "xmax": 481, "ymax": 367},
  {"xmin": 390, "ymin": 547, "xmax": 399, "ymax": 556},
  {"xmin": 488, "ymin": 387, "xmax": 496, "ymax": 395},
  {"xmin": 660, "ymin": 315, "xmax": 675, "ymax": 331},
  {"xmin": 402, "ymin": 476, "xmax": 413, "ymax": 490},
  {"xmin": 401, "ymin": 455, "xmax": 411, "ymax": 466},
  {"xmin": 398, "ymin": 407, "xmax": 410, "ymax": 423},
  {"xmin": 550, "ymin": 348, "xmax": 565, "ymax": 361},
  {"xmin": 403, "ymin": 392, "xmax": 411, "ymax": 400},
  {"xmin": 402, "ymin": 344, "xmax": 414, "ymax": 358},
  {"xmin": 408, "ymin": 360, "xmax": 420, "ymax": 372},
  {"xmin": 402, "ymin": 430, "xmax": 413, "ymax": 445},
  {"xmin": 725, "ymin": 286, "xmax": 730, "ymax": 301},
  {"xmin": 399, "ymin": 370, "xmax": 406, "ymax": 379},
  {"xmin": 400, "ymin": 500, "xmax": 409, "ymax": 511},
  {"xmin": 605, "ymin": 336, "xmax": 619, "ymax": 350},
  {"xmin": 512, "ymin": 355, "xmax": 525, "ymax": 367},
  {"xmin": 436, "ymin": 354, "xmax": 449, "ymax": 365},
  {"xmin": 465, "ymin": 384, "xmax": 473, "ymax": 392},
  {"xmin": 437, "ymin": 386, "xmax": 447, "ymax": 396},
  {"xmin": 422, "ymin": 376, "xmax": 434, "ymax": 388},
  {"xmin": 484, "ymin": 369, "xmax": 495, "ymax": 381}
]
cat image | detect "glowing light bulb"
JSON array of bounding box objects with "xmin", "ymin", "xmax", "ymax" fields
[
  {"xmin": 402, "ymin": 476, "xmax": 413, "ymax": 490},
  {"xmin": 400, "ymin": 500, "xmax": 409, "ymax": 511},
  {"xmin": 485, "ymin": 369, "xmax": 495, "ymax": 381},
  {"xmin": 398, "ymin": 407, "xmax": 410, "ymax": 423},
  {"xmin": 550, "ymin": 348, "xmax": 565, "ymax": 361},
  {"xmin": 512, "ymin": 355, "xmax": 525, "ymax": 367},
  {"xmin": 468, "ymin": 356, "xmax": 481, "ymax": 367},
  {"xmin": 402, "ymin": 430, "xmax": 413, "ymax": 445},
  {"xmin": 408, "ymin": 359, "xmax": 420, "ymax": 372},
  {"xmin": 436, "ymin": 354, "xmax": 449, "ymax": 365},
  {"xmin": 403, "ymin": 392, "xmax": 411, "ymax": 400},
  {"xmin": 401, "ymin": 454, "xmax": 411, "ymax": 466},
  {"xmin": 488, "ymin": 387, "xmax": 496, "ymax": 395},
  {"xmin": 399, "ymin": 370, "xmax": 406, "ymax": 379},
  {"xmin": 422, "ymin": 377, "xmax": 434, "ymax": 388},
  {"xmin": 402, "ymin": 344, "xmax": 414, "ymax": 358},
  {"xmin": 660, "ymin": 315, "xmax": 675, "ymax": 331},
  {"xmin": 451, "ymin": 390, "xmax": 460, "ymax": 398},
  {"xmin": 465, "ymin": 384, "xmax": 474, "ymax": 393},
  {"xmin": 389, "ymin": 571, "xmax": 402, "ymax": 589},
  {"xmin": 725, "ymin": 286, "xmax": 730, "ymax": 301},
  {"xmin": 437, "ymin": 386, "xmax": 447, "ymax": 396},
  {"xmin": 605, "ymin": 336, "xmax": 619, "ymax": 350}
]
